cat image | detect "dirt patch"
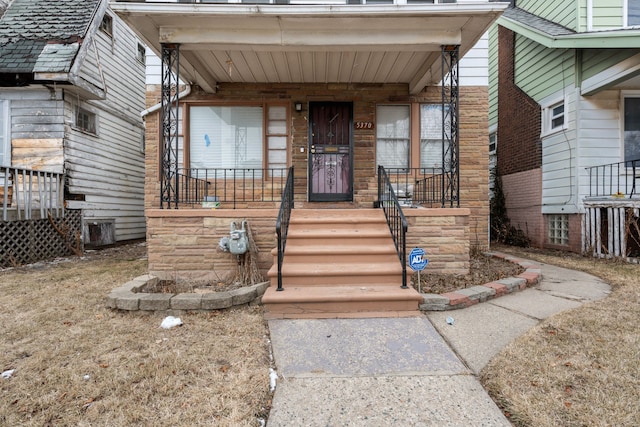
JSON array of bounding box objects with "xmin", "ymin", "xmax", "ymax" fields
[
  {"xmin": 412, "ymin": 251, "xmax": 525, "ymax": 294},
  {"xmin": 141, "ymin": 279, "xmax": 250, "ymax": 294}
]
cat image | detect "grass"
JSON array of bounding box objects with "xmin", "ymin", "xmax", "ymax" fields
[
  {"xmin": 0, "ymin": 244, "xmax": 271, "ymax": 426},
  {"xmin": 481, "ymin": 245, "xmax": 640, "ymax": 427}
]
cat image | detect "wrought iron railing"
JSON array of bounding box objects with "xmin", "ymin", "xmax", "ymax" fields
[
  {"xmin": 275, "ymin": 167, "xmax": 294, "ymax": 291},
  {"xmin": 586, "ymin": 159, "xmax": 640, "ymax": 198},
  {"xmin": 1, "ymin": 166, "xmax": 65, "ymax": 221},
  {"xmin": 377, "ymin": 166, "xmax": 408, "ymax": 289},
  {"xmin": 383, "ymin": 167, "xmax": 454, "ymax": 207},
  {"xmin": 175, "ymin": 168, "xmax": 288, "ymax": 208}
]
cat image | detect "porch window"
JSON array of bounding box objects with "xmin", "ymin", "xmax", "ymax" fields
[
  {"xmin": 624, "ymin": 97, "xmax": 640, "ymax": 162},
  {"xmin": 189, "ymin": 105, "xmax": 263, "ymax": 172},
  {"xmin": 0, "ymin": 100, "xmax": 8, "ymax": 166},
  {"xmin": 548, "ymin": 214, "xmax": 569, "ymax": 245},
  {"xmin": 376, "ymin": 105, "xmax": 410, "ymax": 170},
  {"xmin": 420, "ymin": 104, "xmax": 450, "ymax": 170},
  {"xmin": 266, "ymin": 105, "xmax": 287, "ymax": 170}
]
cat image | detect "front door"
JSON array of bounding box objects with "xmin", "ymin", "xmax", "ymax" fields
[{"xmin": 308, "ymin": 102, "xmax": 353, "ymax": 202}]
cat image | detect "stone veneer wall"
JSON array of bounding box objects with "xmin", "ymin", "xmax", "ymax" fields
[
  {"xmin": 146, "ymin": 208, "xmax": 470, "ymax": 281},
  {"xmin": 145, "ymin": 82, "xmax": 489, "ymax": 247}
]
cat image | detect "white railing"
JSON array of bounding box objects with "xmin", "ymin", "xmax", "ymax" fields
[{"xmin": 1, "ymin": 166, "xmax": 65, "ymax": 221}]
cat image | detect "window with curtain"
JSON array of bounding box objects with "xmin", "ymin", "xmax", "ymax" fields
[
  {"xmin": 420, "ymin": 104, "xmax": 450, "ymax": 170},
  {"xmin": 189, "ymin": 105, "xmax": 263, "ymax": 173},
  {"xmin": 376, "ymin": 105, "xmax": 410, "ymax": 170}
]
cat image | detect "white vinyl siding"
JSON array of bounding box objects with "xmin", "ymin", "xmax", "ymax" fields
[
  {"xmin": 376, "ymin": 105, "xmax": 410, "ymax": 170},
  {"xmin": 189, "ymin": 106, "xmax": 263, "ymax": 172},
  {"xmin": 0, "ymin": 100, "xmax": 9, "ymax": 166}
]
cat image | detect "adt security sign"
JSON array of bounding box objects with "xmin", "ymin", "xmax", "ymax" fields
[{"xmin": 409, "ymin": 247, "xmax": 428, "ymax": 271}]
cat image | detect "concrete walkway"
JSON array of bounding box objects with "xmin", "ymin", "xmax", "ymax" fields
[{"xmin": 266, "ymin": 258, "xmax": 610, "ymax": 426}]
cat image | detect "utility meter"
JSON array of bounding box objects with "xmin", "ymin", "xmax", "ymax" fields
[{"xmin": 229, "ymin": 221, "xmax": 248, "ymax": 255}]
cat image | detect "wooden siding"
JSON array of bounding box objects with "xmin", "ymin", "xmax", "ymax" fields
[
  {"xmin": 591, "ymin": 0, "xmax": 624, "ymax": 29},
  {"xmin": 514, "ymin": 34, "xmax": 575, "ymax": 103},
  {"xmin": 64, "ymin": 11, "xmax": 146, "ymax": 242},
  {"xmin": 518, "ymin": 0, "xmax": 578, "ymax": 31},
  {"xmin": 488, "ymin": 24, "xmax": 498, "ymax": 127},
  {"xmin": 3, "ymin": 89, "xmax": 65, "ymax": 173},
  {"xmin": 576, "ymin": 90, "xmax": 622, "ymax": 200},
  {"xmin": 581, "ymin": 49, "xmax": 640, "ymax": 82},
  {"xmin": 541, "ymin": 87, "xmax": 578, "ymax": 214}
]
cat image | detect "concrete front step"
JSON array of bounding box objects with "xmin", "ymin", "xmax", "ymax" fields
[
  {"xmin": 265, "ymin": 208, "xmax": 418, "ymax": 318},
  {"xmin": 262, "ymin": 285, "xmax": 422, "ymax": 319}
]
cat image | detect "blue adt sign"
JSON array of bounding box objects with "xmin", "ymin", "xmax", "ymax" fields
[{"xmin": 409, "ymin": 247, "xmax": 428, "ymax": 271}]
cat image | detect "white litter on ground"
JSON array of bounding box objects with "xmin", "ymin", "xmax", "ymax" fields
[
  {"xmin": 269, "ymin": 368, "xmax": 278, "ymax": 392},
  {"xmin": 2, "ymin": 369, "xmax": 15, "ymax": 379},
  {"xmin": 160, "ymin": 316, "xmax": 183, "ymax": 329}
]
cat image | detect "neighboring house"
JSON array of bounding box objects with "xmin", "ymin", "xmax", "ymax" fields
[
  {"xmin": 0, "ymin": 0, "xmax": 146, "ymax": 265},
  {"xmin": 111, "ymin": 0, "xmax": 507, "ymax": 317},
  {"xmin": 489, "ymin": 1, "xmax": 640, "ymax": 259}
]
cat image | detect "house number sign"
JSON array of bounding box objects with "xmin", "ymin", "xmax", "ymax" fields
[{"xmin": 355, "ymin": 121, "xmax": 374, "ymax": 129}]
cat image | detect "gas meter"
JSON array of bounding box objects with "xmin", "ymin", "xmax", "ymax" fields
[{"xmin": 229, "ymin": 220, "xmax": 248, "ymax": 255}]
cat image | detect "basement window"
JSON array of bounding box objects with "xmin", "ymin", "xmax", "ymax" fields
[{"xmin": 548, "ymin": 214, "xmax": 569, "ymax": 245}]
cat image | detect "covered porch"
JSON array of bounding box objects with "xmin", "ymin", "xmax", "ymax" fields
[{"xmin": 112, "ymin": 1, "xmax": 506, "ymax": 315}]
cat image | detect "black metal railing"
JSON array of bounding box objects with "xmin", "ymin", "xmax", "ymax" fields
[
  {"xmin": 1, "ymin": 166, "xmax": 65, "ymax": 221},
  {"xmin": 586, "ymin": 159, "xmax": 640, "ymax": 198},
  {"xmin": 175, "ymin": 168, "xmax": 288, "ymax": 208},
  {"xmin": 383, "ymin": 167, "xmax": 453, "ymax": 207},
  {"xmin": 377, "ymin": 166, "xmax": 408, "ymax": 289},
  {"xmin": 275, "ymin": 167, "xmax": 294, "ymax": 291}
]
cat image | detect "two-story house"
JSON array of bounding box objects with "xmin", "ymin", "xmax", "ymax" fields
[
  {"xmin": 489, "ymin": 1, "xmax": 640, "ymax": 260},
  {"xmin": 0, "ymin": 0, "xmax": 147, "ymax": 266}
]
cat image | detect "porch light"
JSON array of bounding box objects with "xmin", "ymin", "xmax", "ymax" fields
[{"xmin": 294, "ymin": 102, "xmax": 303, "ymax": 112}]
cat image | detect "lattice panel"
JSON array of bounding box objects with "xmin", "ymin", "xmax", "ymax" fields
[{"xmin": 0, "ymin": 210, "xmax": 83, "ymax": 268}]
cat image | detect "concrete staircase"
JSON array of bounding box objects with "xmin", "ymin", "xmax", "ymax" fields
[{"xmin": 263, "ymin": 209, "xmax": 422, "ymax": 319}]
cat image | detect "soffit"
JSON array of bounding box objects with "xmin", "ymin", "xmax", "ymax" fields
[{"xmin": 111, "ymin": 3, "xmax": 508, "ymax": 94}]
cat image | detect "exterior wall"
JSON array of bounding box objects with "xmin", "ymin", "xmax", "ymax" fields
[
  {"xmin": 496, "ymin": 26, "xmax": 541, "ymax": 177},
  {"xmin": 1, "ymin": 88, "xmax": 65, "ymax": 172},
  {"xmin": 146, "ymin": 208, "xmax": 470, "ymax": 280},
  {"xmin": 144, "ymin": 82, "xmax": 490, "ymax": 247},
  {"xmin": 591, "ymin": 0, "xmax": 624, "ymax": 29},
  {"xmin": 65, "ymin": 10, "xmax": 146, "ymax": 242},
  {"xmin": 488, "ymin": 24, "xmax": 499, "ymax": 127},
  {"xmin": 514, "ymin": 34, "xmax": 574, "ymax": 103},
  {"xmin": 518, "ymin": 0, "xmax": 578, "ymax": 30},
  {"xmin": 581, "ymin": 49, "xmax": 639, "ymax": 82},
  {"xmin": 502, "ymin": 168, "xmax": 544, "ymax": 247}
]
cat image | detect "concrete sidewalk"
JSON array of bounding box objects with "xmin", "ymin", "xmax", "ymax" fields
[{"xmin": 266, "ymin": 259, "xmax": 611, "ymax": 426}]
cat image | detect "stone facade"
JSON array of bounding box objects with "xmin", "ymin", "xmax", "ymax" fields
[{"xmin": 144, "ymin": 82, "xmax": 489, "ymax": 279}]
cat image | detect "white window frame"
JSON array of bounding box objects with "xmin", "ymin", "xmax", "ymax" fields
[
  {"xmin": 376, "ymin": 104, "xmax": 411, "ymax": 171},
  {"xmin": 541, "ymin": 98, "xmax": 566, "ymax": 137},
  {"xmin": 0, "ymin": 100, "xmax": 10, "ymax": 167},
  {"xmin": 489, "ymin": 131, "xmax": 497, "ymax": 154}
]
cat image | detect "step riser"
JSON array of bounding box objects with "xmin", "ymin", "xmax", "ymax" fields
[
  {"xmin": 264, "ymin": 300, "xmax": 419, "ymax": 316},
  {"xmin": 269, "ymin": 275, "xmax": 403, "ymax": 287},
  {"xmin": 273, "ymin": 253, "xmax": 398, "ymax": 264}
]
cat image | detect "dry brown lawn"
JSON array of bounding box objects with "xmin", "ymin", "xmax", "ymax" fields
[
  {"xmin": 481, "ymin": 245, "xmax": 640, "ymax": 427},
  {"xmin": 0, "ymin": 243, "xmax": 271, "ymax": 427}
]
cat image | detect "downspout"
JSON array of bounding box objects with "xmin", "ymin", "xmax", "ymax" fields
[{"xmin": 140, "ymin": 84, "xmax": 191, "ymax": 118}]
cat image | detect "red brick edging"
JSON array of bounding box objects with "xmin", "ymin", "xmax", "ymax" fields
[{"xmin": 418, "ymin": 252, "xmax": 541, "ymax": 311}]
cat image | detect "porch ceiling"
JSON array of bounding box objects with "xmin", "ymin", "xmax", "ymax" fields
[{"xmin": 110, "ymin": 2, "xmax": 507, "ymax": 94}]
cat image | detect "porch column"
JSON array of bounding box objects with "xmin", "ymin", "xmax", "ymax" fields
[
  {"xmin": 160, "ymin": 43, "xmax": 180, "ymax": 209},
  {"xmin": 441, "ymin": 45, "xmax": 460, "ymax": 208}
]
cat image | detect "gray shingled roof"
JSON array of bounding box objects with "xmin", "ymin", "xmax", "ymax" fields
[
  {"xmin": 0, "ymin": 0, "xmax": 101, "ymax": 74},
  {"xmin": 502, "ymin": 7, "xmax": 576, "ymax": 37}
]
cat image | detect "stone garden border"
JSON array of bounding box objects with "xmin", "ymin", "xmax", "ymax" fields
[{"xmin": 106, "ymin": 275, "xmax": 269, "ymax": 313}]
